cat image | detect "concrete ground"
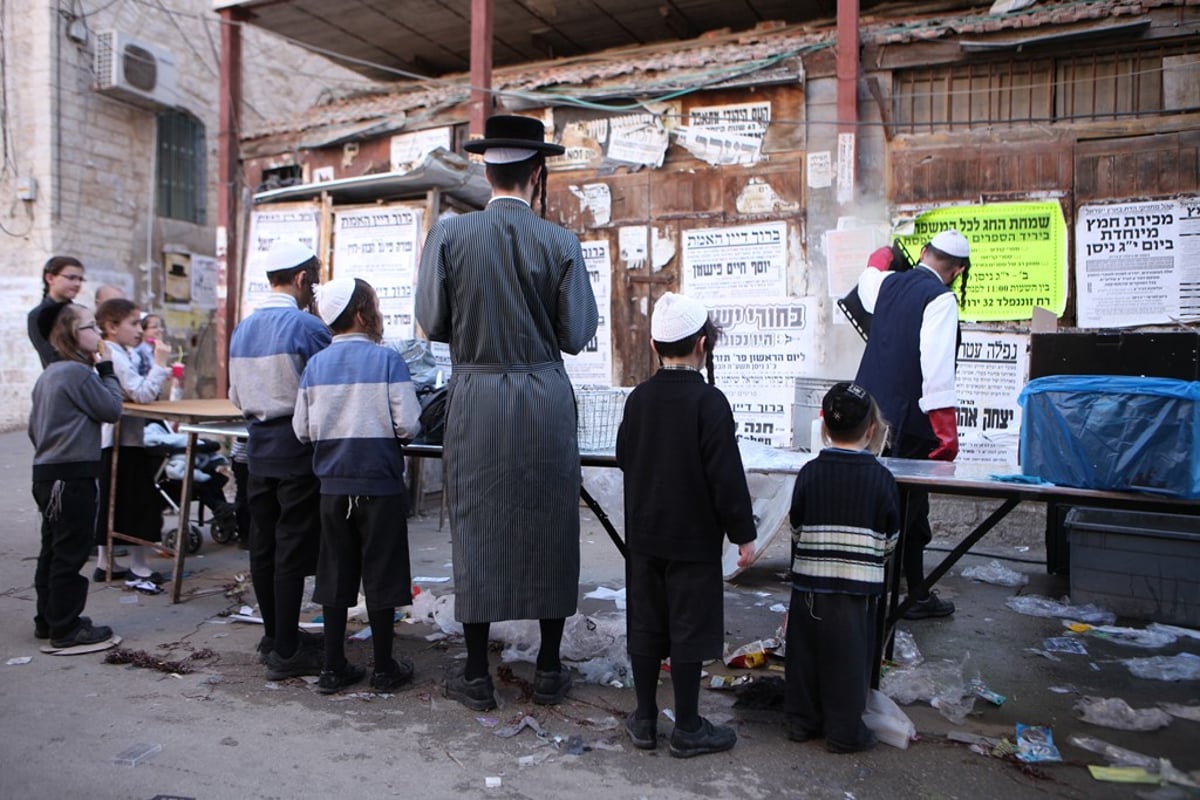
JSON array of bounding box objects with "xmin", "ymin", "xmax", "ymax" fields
[{"xmin": 1, "ymin": 428, "xmax": 1197, "ymax": 800}]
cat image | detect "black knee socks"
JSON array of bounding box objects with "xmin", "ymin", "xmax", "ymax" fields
[
  {"xmin": 323, "ymin": 605, "xmax": 347, "ymax": 670},
  {"xmin": 464, "ymin": 621, "xmax": 490, "ymax": 680},
  {"xmin": 250, "ymin": 568, "xmax": 276, "ymax": 640},
  {"xmin": 273, "ymin": 575, "xmax": 305, "ymax": 658},
  {"xmin": 631, "ymin": 654, "xmax": 661, "ymax": 720},
  {"xmin": 368, "ymin": 606, "xmax": 395, "ymax": 669},
  {"xmin": 671, "ymin": 661, "xmax": 702, "ymax": 732},
  {"xmin": 536, "ymin": 618, "xmax": 564, "ymax": 672}
]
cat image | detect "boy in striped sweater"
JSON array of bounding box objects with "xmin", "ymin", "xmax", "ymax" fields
[
  {"xmin": 293, "ymin": 278, "xmax": 422, "ymax": 694},
  {"xmin": 785, "ymin": 382, "xmax": 899, "ymax": 753}
]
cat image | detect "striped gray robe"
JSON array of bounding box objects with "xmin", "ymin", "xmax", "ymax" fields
[{"xmin": 415, "ymin": 197, "xmax": 599, "ymax": 623}]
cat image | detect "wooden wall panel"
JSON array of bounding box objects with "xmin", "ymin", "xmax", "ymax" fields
[
  {"xmin": 1075, "ymin": 130, "xmax": 1200, "ymax": 201},
  {"xmin": 891, "ymin": 139, "xmax": 1073, "ymax": 204}
]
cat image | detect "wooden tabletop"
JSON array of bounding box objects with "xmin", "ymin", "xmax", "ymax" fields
[{"xmin": 122, "ymin": 398, "xmax": 242, "ymax": 423}]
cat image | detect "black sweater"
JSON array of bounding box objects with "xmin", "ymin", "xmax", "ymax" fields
[{"xmin": 616, "ymin": 369, "xmax": 756, "ymax": 562}]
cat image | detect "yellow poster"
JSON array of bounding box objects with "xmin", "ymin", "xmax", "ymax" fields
[{"xmin": 894, "ymin": 202, "xmax": 1068, "ymax": 322}]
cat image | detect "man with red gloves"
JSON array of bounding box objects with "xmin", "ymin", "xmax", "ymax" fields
[{"xmin": 854, "ymin": 229, "xmax": 971, "ymax": 619}]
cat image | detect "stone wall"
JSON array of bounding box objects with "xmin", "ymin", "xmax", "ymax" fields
[{"xmin": 0, "ymin": 1, "xmax": 378, "ymax": 431}]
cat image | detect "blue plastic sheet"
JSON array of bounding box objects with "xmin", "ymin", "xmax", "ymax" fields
[{"xmin": 1018, "ymin": 375, "xmax": 1200, "ymax": 499}]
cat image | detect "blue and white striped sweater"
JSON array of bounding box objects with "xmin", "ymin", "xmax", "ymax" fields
[
  {"xmin": 293, "ymin": 333, "xmax": 422, "ymax": 496},
  {"xmin": 228, "ymin": 295, "xmax": 331, "ymax": 477}
]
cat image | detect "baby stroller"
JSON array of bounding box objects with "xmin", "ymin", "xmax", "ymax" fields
[{"xmin": 145, "ymin": 421, "xmax": 238, "ymax": 553}]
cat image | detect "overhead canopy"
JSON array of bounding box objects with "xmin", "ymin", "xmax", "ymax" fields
[
  {"xmin": 253, "ymin": 149, "xmax": 491, "ymax": 208},
  {"xmin": 214, "ymin": 0, "xmax": 895, "ymax": 81}
]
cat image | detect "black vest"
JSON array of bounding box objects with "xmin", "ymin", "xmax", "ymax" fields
[{"xmin": 855, "ymin": 267, "xmax": 952, "ymax": 443}]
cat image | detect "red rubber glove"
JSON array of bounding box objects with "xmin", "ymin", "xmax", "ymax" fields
[
  {"xmin": 867, "ymin": 246, "xmax": 894, "ymax": 271},
  {"xmin": 928, "ymin": 407, "xmax": 959, "ymax": 461}
]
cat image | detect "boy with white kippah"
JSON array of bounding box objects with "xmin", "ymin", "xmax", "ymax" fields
[
  {"xmin": 229, "ymin": 239, "xmax": 331, "ymax": 678},
  {"xmin": 294, "ymin": 278, "xmax": 422, "ymax": 694},
  {"xmin": 616, "ymin": 291, "xmax": 757, "ymax": 758}
]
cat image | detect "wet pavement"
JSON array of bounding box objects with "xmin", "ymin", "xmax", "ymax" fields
[{"xmin": 1, "ymin": 429, "xmax": 1197, "ymax": 799}]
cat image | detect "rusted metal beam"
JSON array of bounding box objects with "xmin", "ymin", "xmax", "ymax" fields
[
  {"xmin": 216, "ymin": 7, "xmax": 246, "ymax": 399},
  {"xmin": 470, "ymin": 0, "xmax": 495, "ymax": 135}
]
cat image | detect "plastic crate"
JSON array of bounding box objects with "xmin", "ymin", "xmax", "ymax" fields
[
  {"xmin": 576, "ymin": 387, "xmax": 628, "ymax": 451},
  {"xmin": 1066, "ymin": 507, "xmax": 1200, "ymax": 626}
]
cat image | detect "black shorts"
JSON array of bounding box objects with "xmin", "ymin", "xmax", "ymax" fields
[
  {"xmin": 247, "ymin": 474, "xmax": 321, "ymax": 579},
  {"xmin": 313, "ymin": 494, "xmax": 412, "ymax": 609},
  {"xmin": 626, "ymin": 553, "xmax": 724, "ymax": 664}
]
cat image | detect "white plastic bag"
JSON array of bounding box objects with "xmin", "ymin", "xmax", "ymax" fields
[{"xmin": 862, "ymin": 689, "xmax": 916, "ymax": 749}]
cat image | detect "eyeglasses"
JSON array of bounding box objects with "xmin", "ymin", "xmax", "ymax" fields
[
  {"xmin": 78, "ymin": 323, "xmax": 99, "ymax": 332},
  {"xmin": 58, "ymin": 274, "xmax": 86, "ymax": 282}
]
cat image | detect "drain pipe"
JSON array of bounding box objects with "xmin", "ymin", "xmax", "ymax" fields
[{"xmin": 836, "ymin": 0, "xmax": 860, "ymax": 207}]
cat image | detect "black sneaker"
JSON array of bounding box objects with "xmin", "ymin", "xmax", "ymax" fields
[
  {"xmin": 669, "ymin": 717, "xmax": 737, "ymax": 759},
  {"xmin": 256, "ymin": 636, "xmax": 274, "ymax": 665},
  {"xmin": 827, "ymin": 730, "xmax": 878, "ymax": 754},
  {"xmin": 532, "ymin": 666, "xmax": 573, "ymax": 705},
  {"xmin": 297, "ymin": 629, "xmax": 325, "ymax": 650},
  {"xmin": 371, "ymin": 658, "xmax": 415, "ymax": 692},
  {"xmin": 624, "ymin": 713, "xmax": 657, "ymax": 750},
  {"xmin": 264, "ymin": 645, "xmax": 324, "ymax": 680},
  {"xmin": 902, "ymin": 591, "xmax": 955, "ymax": 620},
  {"xmin": 36, "ymin": 616, "xmax": 90, "ymax": 640},
  {"xmin": 444, "ymin": 667, "xmax": 497, "ymax": 711},
  {"xmin": 92, "ymin": 567, "xmax": 130, "ymax": 583},
  {"xmin": 50, "ymin": 622, "xmax": 114, "ymax": 649},
  {"xmin": 317, "ymin": 661, "xmax": 366, "ymax": 695},
  {"xmin": 128, "ymin": 570, "xmax": 166, "ymax": 585}
]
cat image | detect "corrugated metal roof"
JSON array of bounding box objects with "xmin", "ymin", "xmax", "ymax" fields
[{"xmin": 241, "ymin": 0, "xmax": 1176, "ymax": 142}]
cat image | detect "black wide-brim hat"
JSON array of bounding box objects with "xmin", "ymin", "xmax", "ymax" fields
[{"xmin": 463, "ymin": 114, "xmax": 565, "ymax": 156}]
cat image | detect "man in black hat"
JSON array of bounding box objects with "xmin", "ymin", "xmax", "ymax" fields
[{"xmin": 416, "ymin": 115, "xmax": 598, "ymax": 711}]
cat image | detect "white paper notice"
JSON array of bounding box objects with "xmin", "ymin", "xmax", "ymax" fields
[
  {"xmin": 709, "ymin": 297, "xmax": 817, "ymax": 447},
  {"xmin": 241, "ymin": 206, "xmax": 322, "ymax": 320},
  {"xmin": 1076, "ymin": 198, "xmax": 1200, "ymax": 327},
  {"xmin": 332, "ymin": 205, "xmax": 424, "ymax": 343},
  {"xmin": 569, "ymin": 183, "xmax": 612, "ymax": 226},
  {"xmin": 825, "ymin": 228, "xmax": 883, "ymax": 298},
  {"xmin": 954, "ymin": 330, "xmax": 1028, "ymax": 466},
  {"xmin": 807, "ymin": 151, "xmax": 832, "ymax": 189},
  {"xmin": 682, "ymin": 221, "xmax": 788, "ymax": 301},
  {"xmin": 836, "ymin": 133, "xmax": 855, "ymax": 205},
  {"xmin": 563, "ymin": 239, "xmax": 613, "ymax": 386},
  {"xmin": 191, "ymin": 255, "xmax": 218, "ymax": 310},
  {"xmin": 606, "ymin": 114, "xmax": 669, "ymax": 168},
  {"xmin": 390, "ymin": 127, "xmax": 453, "ymax": 172},
  {"xmin": 678, "ymin": 102, "xmax": 771, "ymax": 166}
]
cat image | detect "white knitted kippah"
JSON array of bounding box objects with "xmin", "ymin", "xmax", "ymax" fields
[
  {"xmin": 264, "ymin": 239, "xmax": 317, "ymax": 275},
  {"xmin": 316, "ymin": 277, "xmax": 357, "ymax": 327},
  {"xmin": 651, "ymin": 292, "xmax": 709, "ymax": 343},
  {"xmin": 930, "ymin": 229, "xmax": 970, "ymax": 259}
]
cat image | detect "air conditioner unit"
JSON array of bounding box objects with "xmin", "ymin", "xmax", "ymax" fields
[{"xmin": 93, "ymin": 30, "xmax": 178, "ymax": 110}]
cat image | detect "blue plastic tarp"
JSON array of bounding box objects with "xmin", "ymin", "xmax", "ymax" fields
[{"xmin": 1019, "ymin": 375, "xmax": 1200, "ymax": 499}]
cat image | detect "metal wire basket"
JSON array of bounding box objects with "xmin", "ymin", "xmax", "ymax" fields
[{"xmin": 576, "ymin": 387, "xmax": 629, "ymax": 451}]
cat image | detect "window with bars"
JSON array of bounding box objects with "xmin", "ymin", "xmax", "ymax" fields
[
  {"xmin": 156, "ymin": 110, "xmax": 206, "ymax": 224},
  {"xmin": 892, "ymin": 45, "xmax": 1192, "ymax": 133}
]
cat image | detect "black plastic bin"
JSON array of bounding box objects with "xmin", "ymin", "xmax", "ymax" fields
[{"xmin": 1065, "ymin": 507, "xmax": 1200, "ymax": 626}]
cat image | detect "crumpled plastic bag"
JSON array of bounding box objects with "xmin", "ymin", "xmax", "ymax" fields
[
  {"xmin": 961, "ymin": 559, "xmax": 1029, "ymax": 588},
  {"xmin": 1074, "ymin": 696, "xmax": 1174, "ymax": 731},
  {"xmin": 1122, "ymin": 652, "xmax": 1200, "ymax": 681},
  {"xmin": 1004, "ymin": 594, "xmax": 1116, "ymax": 625},
  {"xmin": 862, "ymin": 689, "xmax": 915, "ymax": 749},
  {"xmin": 881, "ymin": 654, "xmax": 974, "ymax": 723},
  {"xmin": 892, "ymin": 629, "xmax": 923, "ymax": 667}
]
